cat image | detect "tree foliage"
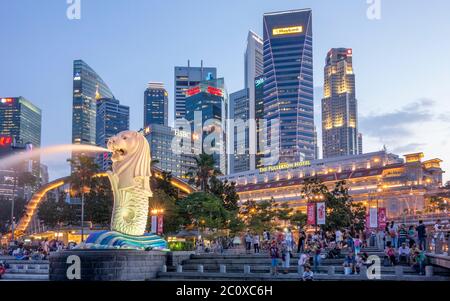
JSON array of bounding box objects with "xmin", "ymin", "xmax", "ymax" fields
[
  {"xmin": 177, "ymin": 192, "xmax": 229, "ymax": 231},
  {"xmin": 186, "ymin": 154, "xmax": 220, "ymax": 192}
]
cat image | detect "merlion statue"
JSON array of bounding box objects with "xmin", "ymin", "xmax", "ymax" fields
[
  {"xmin": 107, "ymin": 130, "xmax": 152, "ymax": 236},
  {"xmin": 82, "ymin": 130, "xmax": 167, "ymax": 250}
]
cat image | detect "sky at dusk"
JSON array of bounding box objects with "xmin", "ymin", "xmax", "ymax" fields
[{"xmin": 1, "ymin": 0, "xmax": 449, "ymax": 181}]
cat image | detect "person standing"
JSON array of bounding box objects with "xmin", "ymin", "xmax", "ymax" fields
[
  {"xmin": 335, "ymin": 229, "xmax": 343, "ymax": 248},
  {"xmin": 354, "ymin": 235, "xmax": 362, "ymax": 256},
  {"xmin": 285, "ymin": 228, "xmax": 293, "ymax": 250},
  {"xmin": 434, "ymin": 219, "xmax": 444, "ymax": 242},
  {"xmin": 408, "ymin": 225, "xmax": 416, "ymax": 248},
  {"xmin": 398, "ymin": 224, "xmax": 408, "ymax": 246},
  {"xmin": 281, "ymin": 243, "xmax": 291, "ymax": 274},
  {"xmin": 298, "ymin": 252, "xmax": 309, "ymax": 275},
  {"xmin": 416, "ymin": 220, "xmax": 426, "ymax": 251},
  {"xmin": 389, "ymin": 221, "xmax": 398, "ymax": 249},
  {"xmin": 245, "ymin": 231, "xmax": 252, "ymax": 254},
  {"xmin": 312, "ymin": 243, "xmax": 321, "ymax": 273},
  {"xmin": 253, "ymin": 233, "xmax": 260, "ymax": 254},
  {"xmin": 297, "ymin": 231, "xmax": 306, "ymax": 253},
  {"xmin": 269, "ymin": 241, "xmax": 279, "ymax": 276}
]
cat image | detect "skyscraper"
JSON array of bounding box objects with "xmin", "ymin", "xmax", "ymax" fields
[
  {"xmin": 244, "ymin": 31, "xmax": 264, "ymax": 171},
  {"xmin": 229, "ymin": 89, "xmax": 250, "ymax": 174},
  {"xmin": 254, "ymin": 75, "xmax": 265, "ymax": 168},
  {"xmin": 245, "ymin": 31, "xmax": 264, "ymax": 91},
  {"xmin": 143, "ymin": 124, "xmax": 196, "ymax": 179},
  {"xmin": 174, "ymin": 61, "xmax": 216, "ymax": 120},
  {"xmin": 72, "ymin": 60, "xmax": 114, "ymax": 147},
  {"xmin": 0, "ymin": 97, "xmax": 41, "ymax": 148},
  {"xmin": 263, "ymin": 9, "xmax": 315, "ymax": 164},
  {"xmin": 185, "ymin": 78, "xmax": 227, "ymax": 174},
  {"xmin": 0, "ymin": 96, "xmax": 42, "ymax": 198},
  {"xmin": 144, "ymin": 82, "xmax": 168, "ymax": 127},
  {"xmin": 96, "ymin": 97, "xmax": 130, "ymax": 171},
  {"xmin": 322, "ymin": 48, "xmax": 361, "ymax": 158}
]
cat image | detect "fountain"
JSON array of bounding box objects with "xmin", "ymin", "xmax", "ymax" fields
[
  {"xmin": 2, "ymin": 130, "xmax": 196, "ymax": 280},
  {"xmin": 46, "ymin": 131, "xmax": 169, "ymax": 280}
]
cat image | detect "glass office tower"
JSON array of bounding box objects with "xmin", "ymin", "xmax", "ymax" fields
[
  {"xmin": 72, "ymin": 60, "xmax": 114, "ymax": 147},
  {"xmin": 96, "ymin": 97, "xmax": 130, "ymax": 171},
  {"xmin": 0, "ymin": 96, "xmax": 41, "ymax": 148},
  {"xmin": 229, "ymin": 89, "xmax": 250, "ymax": 174},
  {"xmin": 174, "ymin": 61, "xmax": 216, "ymax": 120},
  {"xmin": 144, "ymin": 82, "xmax": 168, "ymax": 127},
  {"xmin": 263, "ymin": 9, "xmax": 315, "ymax": 164},
  {"xmin": 185, "ymin": 78, "xmax": 227, "ymax": 174}
]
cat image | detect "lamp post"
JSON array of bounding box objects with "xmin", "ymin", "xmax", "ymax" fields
[{"xmin": 81, "ymin": 191, "xmax": 85, "ymax": 242}]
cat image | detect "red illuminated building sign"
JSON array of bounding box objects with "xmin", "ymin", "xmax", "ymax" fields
[
  {"xmin": 186, "ymin": 87, "xmax": 201, "ymax": 97},
  {"xmin": 207, "ymin": 86, "xmax": 223, "ymax": 97},
  {"xmin": 1, "ymin": 98, "xmax": 14, "ymax": 104},
  {"xmin": 0, "ymin": 136, "xmax": 12, "ymax": 147},
  {"xmin": 185, "ymin": 86, "xmax": 224, "ymax": 97}
]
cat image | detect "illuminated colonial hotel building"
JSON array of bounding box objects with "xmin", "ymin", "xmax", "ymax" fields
[{"xmin": 221, "ymin": 151, "xmax": 444, "ymax": 218}]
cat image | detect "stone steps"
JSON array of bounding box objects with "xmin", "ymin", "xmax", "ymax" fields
[
  {"xmin": 156, "ymin": 271, "xmax": 450, "ymax": 281},
  {"xmin": 1, "ymin": 260, "xmax": 50, "ymax": 281},
  {"xmin": 1, "ymin": 273, "xmax": 49, "ymax": 281},
  {"xmin": 167, "ymin": 264, "xmax": 450, "ymax": 276}
]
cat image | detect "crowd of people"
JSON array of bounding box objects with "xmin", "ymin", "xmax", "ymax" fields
[
  {"xmin": 220, "ymin": 219, "xmax": 448, "ymax": 280},
  {"xmin": 0, "ymin": 238, "xmax": 77, "ymax": 261}
]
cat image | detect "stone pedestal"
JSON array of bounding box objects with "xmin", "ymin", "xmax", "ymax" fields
[{"xmin": 49, "ymin": 249, "xmax": 166, "ymax": 281}]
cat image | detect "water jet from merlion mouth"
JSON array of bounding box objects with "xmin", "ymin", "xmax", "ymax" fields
[{"xmin": 0, "ymin": 144, "xmax": 110, "ymax": 169}]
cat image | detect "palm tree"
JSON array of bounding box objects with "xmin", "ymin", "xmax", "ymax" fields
[
  {"xmin": 186, "ymin": 154, "xmax": 220, "ymax": 192},
  {"xmin": 67, "ymin": 156, "xmax": 101, "ymax": 241}
]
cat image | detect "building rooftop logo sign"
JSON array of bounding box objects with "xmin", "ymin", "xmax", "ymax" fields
[{"xmin": 272, "ymin": 26, "xmax": 303, "ymax": 36}]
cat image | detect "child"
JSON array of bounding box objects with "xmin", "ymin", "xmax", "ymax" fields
[{"xmin": 302, "ymin": 265, "xmax": 314, "ymax": 281}]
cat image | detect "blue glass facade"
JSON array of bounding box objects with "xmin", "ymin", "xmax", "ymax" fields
[
  {"xmin": 185, "ymin": 78, "xmax": 227, "ymax": 174},
  {"xmin": 96, "ymin": 97, "xmax": 130, "ymax": 171},
  {"xmin": 0, "ymin": 97, "xmax": 41, "ymax": 148},
  {"xmin": 72, "ymin": 60, "xmax": 114, "ymax": 146},
  {"xmin": 263, "ymin": 9, "xmax": 315, "ymax": 164},
  {"xmin": 144, "ymin": 82, "xmax": 168, "ymax": 128},
  {"xmin": 174, "ymin": 62, "xmax": 217, "ymax": 120}
]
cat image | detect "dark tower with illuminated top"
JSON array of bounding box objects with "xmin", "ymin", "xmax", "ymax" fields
[{"xmin": 263, "ymin": 9, "xmax": 315, "ymax": 165}]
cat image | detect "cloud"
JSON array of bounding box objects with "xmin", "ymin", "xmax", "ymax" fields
[
  {"xmin": 438, "ymin": 113, "xmax": 450, "ymax": 123},
  {"xmin": 360, "ymin": 98, "xmax": 435, "ymax": 140},
  {"xmin": 391, "ymin": 143, "xmax": 426, "ymax": 154}
]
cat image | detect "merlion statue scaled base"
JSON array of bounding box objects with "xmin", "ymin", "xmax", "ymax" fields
[{"xmin": 83, "ymin": 131, "xmax": 167, "ymax": 250}]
